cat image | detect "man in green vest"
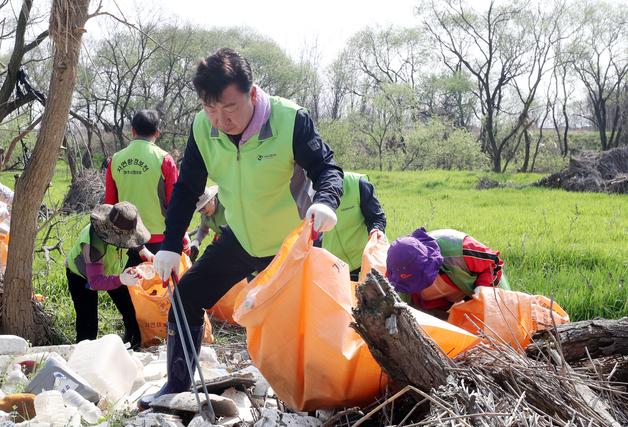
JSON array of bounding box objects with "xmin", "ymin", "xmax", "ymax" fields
[
  {"xmin": 189, "ymin": 185, "xmax": 226, "ymax": 262},
  {"xmin": 105, "ymin": 110, "xmax": 179, "ymax": 266},
  {"xmin": 141, "ymin": 48, "xmax": 344, "ymax": 408},
  {"xmin": 321, "ymin": 172, "xmax": 386, "ymax": 280}
]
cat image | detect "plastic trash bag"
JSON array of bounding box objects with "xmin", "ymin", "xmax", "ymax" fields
[
  {"xmin": 234, "ymin": 221, "xmax": 384, "ymax": 410},
  {"xmin": 448, "ymin": 286, "xmax": 570, "ymax": 350},
  {"xmin": 128, "ymin": 255, "xmax": 213, "ymax": 347}
]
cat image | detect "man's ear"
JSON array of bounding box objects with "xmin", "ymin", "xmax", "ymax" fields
[
  {"xmin": 250, "ymin": 85, "xmax": 257, "ymax": 106},
  {"xmin": 131, "ymin": 128, "xmax": 137, "ymax": 138}
]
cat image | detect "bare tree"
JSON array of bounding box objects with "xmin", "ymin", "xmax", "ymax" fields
[
  {"xmin": 569, "ymin": 2, "xmax": 628, "ymax": 150},
  {"xmin": 2, "ymin": 0, "xmax": 91, "ymax": 341},
  {"xmin": 0, "ymin": 0, "xmax": 48, "ymax": 123},
  {"xmin": 550, "ymin": 55, "xmax": 576, "ymax": 157},
  {"xmin": 426, "ymin": 0, "xmax": 568, "ymax": 172},
  {"xmin": 91, "ymin": 21, "xmax": 160, "ymax": 149}
]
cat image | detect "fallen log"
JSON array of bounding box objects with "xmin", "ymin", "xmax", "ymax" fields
[
  {"xmin": 352, "ymin": 270, "xmax": 627, "ymax": 426},
  {"xmin": 527, "ymin": 317, "xmax": 628, "ymax": 362},
  {"xmin": 351, "ymin": 268, "xmax": 452, "ymax": 391}
]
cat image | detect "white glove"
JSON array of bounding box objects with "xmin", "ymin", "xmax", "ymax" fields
[
  {"xmin": 138, "ymin": 247, "xmax": 155, "ymax": 262},
  {"xmin": 120, "ymin": 267, "xmax": 141, "ymax": 287},
  {"xmin": 154, "ymin": 250, "xmax": 180, "ymax": 281},
  {"xmin": 305, "ymin": 203, "xmax": 337, "ymax": 232}
]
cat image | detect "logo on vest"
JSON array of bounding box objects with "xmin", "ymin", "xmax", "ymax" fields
[
  {"xmin": 257, "ymin": 153, "xmax": 277, "ymax": 161},
  {"xmin": 117, "ymin": 157, "xmax": 149, "ymax": 174}
]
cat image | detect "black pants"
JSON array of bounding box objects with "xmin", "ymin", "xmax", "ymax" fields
[
  {"xmin": 350, "ymin": 268, "xmax": 361, "ymax": 282},
  {"xmin": 169, "ymin": 226, "xmax": 274, "ymax": 326},
  {"xmin": 66, "ymin": 268, "xmax": 141, "ymax": 348}
]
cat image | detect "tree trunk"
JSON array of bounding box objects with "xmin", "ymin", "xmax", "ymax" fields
[
  {"xmin": 520, "ymin": 128, "xmax": 531, "ymax": 172},
  {"xmin": 1, "ymin": 0, "xmax": 91, "ymax": 342},
  {"xmin": 527, "ymin": 317, "xmax": 628, "ymax": 363},
  {"xmin": 65, "ymin": 136, "xmax": 78, "ymax": 183},
  {"xmin": 351, "ymin": 270, "xmax": 452, "ymax": 391}
]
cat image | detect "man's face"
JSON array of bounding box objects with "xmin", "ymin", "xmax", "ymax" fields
[{"xmin": 202, "ymin": 84, "xmax": 256, "ymax": 136}]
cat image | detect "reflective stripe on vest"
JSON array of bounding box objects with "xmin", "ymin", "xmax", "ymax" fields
[
  {"xmin": 111, "ymin": 139, "xmax": 168, "ymax": 235},
  {"xmin": 192, "ymin": 96, "xmax": 310, "ymax": 257},
  {"xmin": 322, "ymin": 172, "xmax": 368, "ymax": 271},
  {"xmin": 67, "ymin": 224, "xmax": 127, "ymax": 279}
]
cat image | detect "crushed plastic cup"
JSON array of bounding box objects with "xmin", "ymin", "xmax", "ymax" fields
[{"xmin": 135, "ymin": 264, "xmax": 155, "ymax": 280}]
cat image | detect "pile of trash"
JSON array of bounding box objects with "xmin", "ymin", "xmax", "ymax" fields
[
  {"xmin": 61, "ymin": 170, "xmax": 105, "ymax": 214},
  {"xmin": 0, "ymin": 331, "xmax": 331, "ymax": 427},
  {"xmin": 536, "ymin": 145, "xmax": 628, "ymax": 193}
]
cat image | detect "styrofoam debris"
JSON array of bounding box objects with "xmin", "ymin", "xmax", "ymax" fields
[
  {"xmin": 142, "ymin": 360, "xmax": 167, "ymax": 382},
  {"xmin": 199, "ymin": 347, "xmax": 219, "ymax": 366},
  {"xmin": 129, "ymin": 351, "xmax": 155, "ymax": 366},
  {"xmin": 254, "ymin": 409, "xmax": 322, "ymax": 427},
  {"xmin": 0, "ymin": 336, "xmax": 28, "ymax": 355},
  {"xmin": 221, "ymin": 387, "xmax": 253, "ymax": 422},
  {"xmin": 236, "ymin": 366, "xmax": 270, "ymax": 397}
]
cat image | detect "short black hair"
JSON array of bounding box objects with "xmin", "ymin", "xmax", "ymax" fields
[
  {"xmin": 193, "ymin": 48, "xmax": 253, "ymax": 104},
  {"xmin": 131, "ymin": 110, "xmax": 160, "ymax": 138}
]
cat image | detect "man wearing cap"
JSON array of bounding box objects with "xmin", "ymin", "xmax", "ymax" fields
[
  {"xmin": 189, "ymin": 185, "xmax": 225, "ymax": 263},
  {"xmin": 321, "ymin": 172, "xmax": 386, "ymax": 281},
  {"xmin": 105, "ymin": 110, "xmax": 179, "ymax": 266},
  {"xmin": 142, "ymin": 48, "xmax": 343, "ymax": 407},
  {"xmin": 66, "ymin": 202, "xmax": 151, "ymax": 348},
  {"xmin": 386, "ymin": 227, "xmax": 510, "ymax": 319}
]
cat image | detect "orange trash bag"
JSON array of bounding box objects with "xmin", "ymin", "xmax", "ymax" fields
[
  {"xmin": 0, "ymin": 233, "xmax": 9, "ymax": 273},
  {"xmin": 207, "ymin": 278, "xmax": 248, "ymax": 324},
  {"xmin": 448, "ymin": 287, "xmax": 570, "ymax": 350},
  {"xmin": 128, "ymin": 255, "xmax": 214, "ymax": 348},
  {"xmin": 233, "ymin": 221, "xmax": 384, "ymax": 411}
]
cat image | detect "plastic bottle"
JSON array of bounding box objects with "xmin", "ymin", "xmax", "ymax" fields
[
  {"xmin": 54, "ymin": 372, "xmax": 102, "ymax": 423},
  {"xmin": 60, "ymin": 389, "xmax": 102, "ymax": 424},
  {"xmin": 34, "ymin": 390, "xmax": 74, "ymax": 427},
  {"xmin": 3, "ymin": 363, "xmax": 28, "ymax": 394}
]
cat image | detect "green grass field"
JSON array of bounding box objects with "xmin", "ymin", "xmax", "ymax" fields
[{"xmin": 2, "ymin": 164, "xmax": 626, "ymax": 342}]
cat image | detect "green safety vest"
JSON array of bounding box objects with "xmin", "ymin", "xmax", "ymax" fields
[
  {"xmin": 192, "ymin": 96, "xmax": 303, "ymax": 257},
  {"xmin": 111, "ymin": 139, "xmax": 168, "ymax": 235},
  {"xmin": 322, "ymin": 172, "xmax": 369, "ymax": 271},
  {"xmin": 67, "ymin": 225, "xmax": 127, "ymax": 280}
]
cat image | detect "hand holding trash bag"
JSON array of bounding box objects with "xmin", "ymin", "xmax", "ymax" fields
[
  {"xmin": 153, "ymin": 250, "xmax": 180, "ymax": 281},
  {"xmin": 305, "ymin": 203, "xmax": 337, "ymax": 232}
]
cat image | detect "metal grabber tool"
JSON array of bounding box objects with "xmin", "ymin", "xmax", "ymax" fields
[{"xmin": 167, "ymin": 272, "xmax": 216, "ymax": 423}]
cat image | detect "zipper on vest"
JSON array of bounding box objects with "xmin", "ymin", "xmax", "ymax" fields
[{"xmin": 237, "ymin": 147, "xmax": 253, "ymax": 253}]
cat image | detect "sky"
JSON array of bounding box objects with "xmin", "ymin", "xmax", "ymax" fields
[{"xmin": 83, "ymin": 0, "xmax": 426, "ymax": 65}]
